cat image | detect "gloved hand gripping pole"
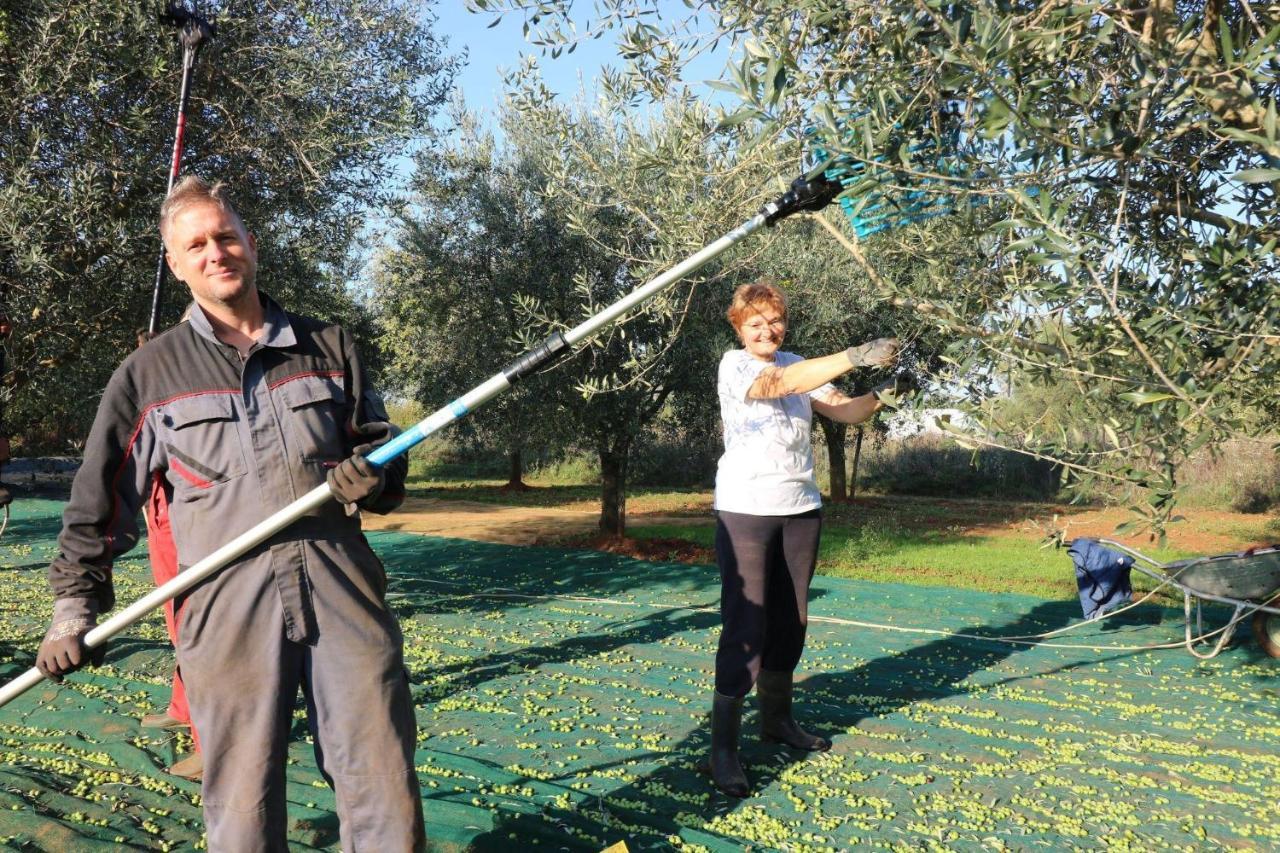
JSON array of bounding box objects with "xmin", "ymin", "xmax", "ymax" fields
[{"xmin": 0, "ymin": 170, "xmax": 842, "ymax": 709}]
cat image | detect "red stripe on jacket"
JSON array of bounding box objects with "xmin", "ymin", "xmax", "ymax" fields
[
  {"xmin": 267, "ymin": 370, "xmax": 344, "ymax": 390},
  {"xmin": 105, "ymin": 389, "xmax": 239, "ymax": 554},
  {"xmin": 170, "ymin": 457, "xmax": 214, "ymax": 489}
]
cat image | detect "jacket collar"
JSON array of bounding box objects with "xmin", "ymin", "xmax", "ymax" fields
[{"xmin": 187, "ymin": 292, "xmax": 297, "ymax": 350}]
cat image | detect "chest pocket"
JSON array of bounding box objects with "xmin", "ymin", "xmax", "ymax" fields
[
  {"xmin": 278, "ymin": 375, "xmax": 348, "ymax": 463},
  {"xmin": 162, "ymin": 394, "xmax": 247, "ymax": 493}
]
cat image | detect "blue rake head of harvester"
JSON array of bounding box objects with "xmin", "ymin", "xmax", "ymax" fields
[{"xmin": 808, "ymin": 122, "xmax": 977, "ymax": 239}]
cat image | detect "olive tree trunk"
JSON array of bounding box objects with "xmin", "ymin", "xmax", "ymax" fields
[
  {"xmin": 817, "ymin": 416, "xmax": 849, "ymax": 502},
  {"xmin": 598, "ymin": 434, "xmax": 631, "ymax": 536}
]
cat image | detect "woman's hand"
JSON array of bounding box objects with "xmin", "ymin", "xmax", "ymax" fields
[
  {"xmin": 845, "ymin": 337, "xmax": 899, "ymax": 368},
  {"xmin": 871, "ymin": 373, "xmax": 918, "ymax": 409}
]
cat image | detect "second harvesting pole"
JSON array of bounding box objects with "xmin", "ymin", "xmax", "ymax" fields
[{"xmin": 146, "ymin": 1, "xmax": 216, "ymax": 338}]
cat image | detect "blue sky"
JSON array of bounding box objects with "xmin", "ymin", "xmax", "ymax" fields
[
  {"xmin": 367, "ymin": 3, "xmax": 735, "ymax": 267},
  {"xmin": 431, "ymin": 1, "xmax": 731, "ymax": 119},
  {"xmin": 369, "ymin": 3, "xmax": 734, "ymax": 196}
]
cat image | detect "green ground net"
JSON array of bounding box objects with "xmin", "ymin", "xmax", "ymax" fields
[{"xmin": 0, "ymin": 497, "xmax": 1277, "ymax": 851}]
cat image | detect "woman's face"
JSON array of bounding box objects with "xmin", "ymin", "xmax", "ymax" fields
[{"xmin": 738, "ymin": 307, "xmax": 786, "ymax": 361}]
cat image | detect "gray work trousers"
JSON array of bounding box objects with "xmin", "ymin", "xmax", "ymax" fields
[{"xmin": 178, "ymin": 539, "xmax": 424, "ymax": 852}]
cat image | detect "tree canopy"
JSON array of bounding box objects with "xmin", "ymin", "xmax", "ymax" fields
[
  {"xmin": 475, "ymin": 0, "xmax": 1279, "ymax": 535},
  {"xmin": 374, "ymin": 109, "xmax": 592, "ymax": 487},
  {"xmin": 418, "ymin": 97, "xmax": 737, "ymax": 534},
  {"xmin": 1, "ymin": 0, "xmax": 457, "ymax": 450}
]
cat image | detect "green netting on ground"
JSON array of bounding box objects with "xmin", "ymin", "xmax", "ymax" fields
[{"xmin": 0, "ymin": 497, "xmax": 1277, "ymax": 851}]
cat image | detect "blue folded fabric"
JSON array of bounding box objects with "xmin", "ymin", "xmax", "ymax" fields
[{"xmin": 1068, "ymin": 538, "xmax": 1134, "ymax": 620}]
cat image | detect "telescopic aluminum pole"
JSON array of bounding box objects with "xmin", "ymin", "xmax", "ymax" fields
[
  {"xmin": 146, "ymin": 3, "xmax": 215, "ymax": 338},
  {"xmin": 0, "ymin": 173, "xmax": 841, "ymax": 709}
]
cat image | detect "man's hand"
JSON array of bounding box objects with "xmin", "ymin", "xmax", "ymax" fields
[
  {"xmin": 36, "ymin": 616, "xmax": 105, "ymax": 683},
  {"xmin": 352, "ymin": 420, "xmax": 400, "ymax": 449},
  {"xmin": 846, "ymin": 337, "xmax": 900, "ymax": 369},
  {"xmin": 327, "ymin": 444, "xmax": 385, "ymax": 507}
]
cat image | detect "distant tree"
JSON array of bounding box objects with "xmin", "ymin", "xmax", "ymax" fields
[
  {"xmin": 503, "ymin": 97, "xmax": 734, "ymax": 535},
  {"xmin": 375, "ymin": 110, "xmax": 584, "ymax": 489},
  {"xmin": 377, "ymin": 96, "xmax": 737, "ymax": 529},
  {"xmin": 1, "ymin": 0, "xmax": 457, "ymax": 451}
]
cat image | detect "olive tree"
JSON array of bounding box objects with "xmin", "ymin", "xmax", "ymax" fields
[
  {"xmin": 0, "ymin": 0, "xmax": 457, "ymax": 451},
  {"xmin": 473, "ymin": 0, "xmax": 1280, "ymax": 537},
  {"xmin": 374, "ymin": 110, "xmax": 587, "ymax": 488},
  {"xmin": 501, "ymin": 95, "xmax": 736, "ymax": 535}
]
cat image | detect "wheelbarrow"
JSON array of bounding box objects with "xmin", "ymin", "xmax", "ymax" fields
[{"xmin": 1095, "ymin": 539, "xmax": 1280, "ymax": 660}]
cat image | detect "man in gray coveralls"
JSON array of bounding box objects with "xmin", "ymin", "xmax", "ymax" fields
[{"xmin": 35, "ymin": 175, "xmax": 425, "ymax": 851}]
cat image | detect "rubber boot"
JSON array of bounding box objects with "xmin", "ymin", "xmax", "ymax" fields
[
  {"xmin": 709, "ymin": 692, "xmax": 750, "ymax": 797},
  {"xmin": 757, "ymin": 670, "xmax": 831, "ymax": 751}
]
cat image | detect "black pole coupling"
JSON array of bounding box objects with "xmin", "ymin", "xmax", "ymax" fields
[
  {"xmin": 159, "ymin": 1, "xmax": 216, "ymax": 58},
  {"xmin": 501, "ymin": 332, "xmax": 571, "ymax": 385},
  {"xmin": 760, "ymin": 172, "xmax": 843, "ymax": 226}
]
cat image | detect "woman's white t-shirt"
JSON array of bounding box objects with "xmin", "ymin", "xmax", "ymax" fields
[{"xmin": 714, "ymin": 349, "xmax": 834, "ymax": 516}]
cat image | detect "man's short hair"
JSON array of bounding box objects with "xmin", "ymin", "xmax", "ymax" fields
[{"xmin": 159, "ymin": 175, "xmax": 245, "ymax": 242}]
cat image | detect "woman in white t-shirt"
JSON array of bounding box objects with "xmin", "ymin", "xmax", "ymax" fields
[{"xmin": 708, "ymin": 280, "xmax": 898, "ymax": 798}]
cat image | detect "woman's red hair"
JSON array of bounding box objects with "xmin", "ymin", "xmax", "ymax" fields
[{"xmin": 726, "ymin": 280, "xmax": 787, "ymax": 328}]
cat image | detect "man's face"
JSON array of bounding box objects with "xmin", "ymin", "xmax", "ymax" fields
[{"xmin": 164, "ymin": 202, "xmax": 258, "ymax": 310}]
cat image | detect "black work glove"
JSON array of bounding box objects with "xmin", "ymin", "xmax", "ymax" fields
[
  {"xmin": 846, "ymin": 337, "xmax": 900, "ymax": 368},
  {"xmin": 872, "ymin": 373, "xmax": 919, "ymax": 409},
  {"xmin": 327, "ymin": 443, "xmax": 385, "ymax": 507},
  {"xmin": 36, "ymin": 599, "xmax": 106, "ymax": 683}
]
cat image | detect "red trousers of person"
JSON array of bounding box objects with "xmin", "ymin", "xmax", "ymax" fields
[{"xmin": 147, "ymin": 475, "xmax": 201, "ymax": 753}]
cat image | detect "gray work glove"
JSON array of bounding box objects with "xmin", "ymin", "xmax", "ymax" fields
[
  {"xmin": 327, "ymin": 443, "xmax": 385, "ymax": 507},
  {"xmin": 846, "ymin": 337, "xmax": 900, "ymax": 368},
  {"xmin": 36, "ymin": 599, "xmax": 106, "ymax": 683}
]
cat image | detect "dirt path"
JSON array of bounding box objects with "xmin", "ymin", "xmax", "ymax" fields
[
  {"xmin": 966, "ymin": 506, "xmax": 1273, "ymax": 554},
  {"xmin": 366, "ymin": 494, "xmax": 1276, "ymax": 556},
  {"xmin": 362, "ymin": 497, "xmax": 702, "ymax": 545}
]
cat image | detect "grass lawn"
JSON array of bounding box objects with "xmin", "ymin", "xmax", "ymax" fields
[
  {"xmin": 406, "ymin": 475, "xmax": 1280, "ymax": 602},
  {"xmin": 641, "ymin": 498, "xmax": 1280, "ymax": 601}
]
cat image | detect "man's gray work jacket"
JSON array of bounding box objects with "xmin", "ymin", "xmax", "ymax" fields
[{"xmin": 48, "ymin": 295, "xmax": 407, "ymax": 642}]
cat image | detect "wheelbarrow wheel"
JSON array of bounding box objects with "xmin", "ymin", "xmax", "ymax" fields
[{"xmin": 1252, "ymin": 611, "xmax": 1280, "ymax": 658}]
